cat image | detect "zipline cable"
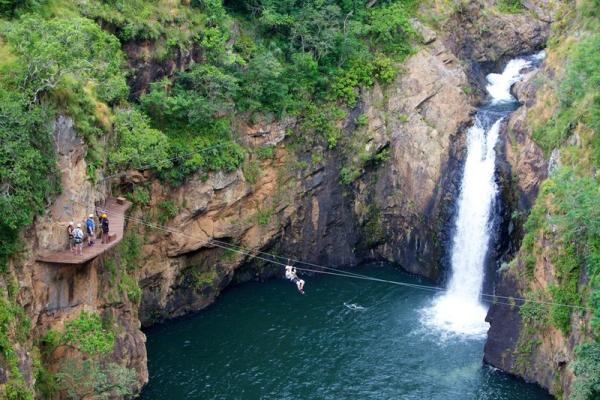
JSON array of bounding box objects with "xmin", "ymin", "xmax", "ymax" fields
[
  {"xmin": 184, "ymin": 235, "xmax": 590, "ymax": 310},
  {"xmin": 121, "ymin": 214, "xmax": 590, "ymax": 311},
  {"xmin": 209, "ymin": 238, "xmax": 380, "ymax": 280},
  {"xmin": 124, "ymin": 215, "xmax": 440, "ymax": 290}
]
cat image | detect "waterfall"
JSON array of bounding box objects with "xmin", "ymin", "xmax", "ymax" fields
[{"xmin": 421, "ymin": 51, "xmax": 545, "ymax": 338}]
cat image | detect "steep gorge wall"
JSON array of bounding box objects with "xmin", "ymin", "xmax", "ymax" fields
[
  {"xmin": 483, "ymin": 3, "xmax": 598, "ymax": 396},
  {"xmin": 484, "ymin": 67, "xmax": 584, "ymax": 397},
  {"xmin": 484, "ymin": 64, "xmax": 556, "ymax": 385}
]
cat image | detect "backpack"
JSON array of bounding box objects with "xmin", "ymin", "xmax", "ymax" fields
[{"xmin": 74, "ymin": 228, "xmax": 83, "ymax": 240}]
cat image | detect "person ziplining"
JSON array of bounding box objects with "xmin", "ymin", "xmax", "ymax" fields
[{"xmin": 285, "ymin": 265, "xmax": 305, "ymax": 294}]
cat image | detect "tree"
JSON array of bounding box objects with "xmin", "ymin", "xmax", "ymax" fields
[
  {"xmin": 109, "ymin": 109, "xmax": 172, "ymax": 173},
  {"xmin": 1, "ymin": 16, "xmax": 127, "ymax": 103},
  {"xmin": 366, "ymin": 1, "xmax": 415, "ymax": 56},
  {"xmin": 237, "ymin": 50, "xmax": 291, "ymax": 114},
  {"xmin": 0, "ymin": 0, "xmax": 45, "ymax": 17},
  {"xmin": 289, "ymin": 2, "xmax": 342, "ymax": 61},
  {"xmin": 141, "ymin": 65, "xmax": 239, "ymax": 132}
]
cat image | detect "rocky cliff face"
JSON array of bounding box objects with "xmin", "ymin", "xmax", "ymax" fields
[
  {"xmin": 351, "ymin": 40, "xmax": 472, "ymax": 280},
  {"xmin": 2, "ymin": 2, "xmax": 557, "ymax": 398},
  {"xmin": 484, "ymin": 65, "xmax": 555, "ymax": 386}
]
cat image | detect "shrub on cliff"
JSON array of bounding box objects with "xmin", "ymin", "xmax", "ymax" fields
[
  {"xmin": 63, "ymin": 311, "xmax": 115, "ymax": 356},
  {"xmin": 497, "ymin": 0, "xmax": 524, "ymax": 13},
  {"xmin": 56, "ymin": 359, "xmax": 137, "ymax": 400},
  {"xmin": 521, "ymin": 169, "xmax": 599, "ymax": 334},
  {"xmin": 560, "ymin": 34, "xmax": 600, "ymax": 107},
  {"xmin": 39, "ymin": 311, "xmax": 138, "ymax": 399}
]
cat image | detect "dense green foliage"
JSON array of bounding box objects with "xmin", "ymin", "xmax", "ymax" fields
[
  {"xmin": 0, "ymin": 0, "xmax": 43, "ymax": 17},
  {"xmin": 78, "ymin": 0, "xmax": 208, "ymax": 50},
  {"xmin": 109, "ymin": 109, "xmax": 172, "ymax": 172},
  {"xmin": 127, "ymin": 0, "xmax": 418, "ymax": 184},
  {"xmin": 1, "ymin": 15, "xmax": 127, "ymax": 104},
  {"xmin": 139, "ymin": 64, "xmax": 246, "ymax": 183},
  {"xmin": 141, "ymin": 65, "xmax": 239, "ymax": 132},
  {"xmin": 497, "ymin": 0, "xmax": 524, "ymax": 13},
  {"xmin": 1, "ymin": 14, "xmax": 128, "ymax": 159}
]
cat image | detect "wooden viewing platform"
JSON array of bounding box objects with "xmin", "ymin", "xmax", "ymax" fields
[{"xmin": 36, "ymin": 198, "xmax": 132, "ymax": 265}]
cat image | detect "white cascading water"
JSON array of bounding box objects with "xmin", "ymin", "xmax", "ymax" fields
[{"xmin": 421, "ymin": 52, "xmax": 545, "ymax": 338}]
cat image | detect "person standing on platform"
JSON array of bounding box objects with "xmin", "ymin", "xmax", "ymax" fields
[
  {"xmin": 73, "ymin": 224, "xmax": 84, "ymax": 256},
  {"xmin": 100, "ymin": 213, "xmax": 110, "ymax": 244},
  {"xmin": 67, "ymin": 222, "xmax": 75, "ymax": 253},
  {"xmin": 85, "ymin": 214, "xmax": 95, "ymax": 246}
]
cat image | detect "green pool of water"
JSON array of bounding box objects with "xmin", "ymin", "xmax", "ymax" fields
[{"xmin": 141, "ymin": 265, "xmax": 551, "ymax": 399}]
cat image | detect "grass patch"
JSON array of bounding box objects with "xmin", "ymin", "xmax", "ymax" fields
[{"xmin": 497, "ymin": 0, "xmax": 524, "ymax": 13}]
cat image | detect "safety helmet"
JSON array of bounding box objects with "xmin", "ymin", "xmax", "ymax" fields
[
  {"xmin": 102, "ymin": 213, "xmax": 107, "ymax": 218},
  {"xmin": 76, "ymin": 223, "xmax": 81, "ymax": 228},
  {"xmin": 89, "ymin": 214, "xmax": 93, "ymax": 218},
  {"xmin": 69, "ymin": 221, "xmax": 74, "ymax": 225}
]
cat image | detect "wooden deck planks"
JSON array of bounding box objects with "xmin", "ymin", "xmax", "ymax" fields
[{"xmin": 36, "ymin": 198, "xmax": 132, "ymax": 265}]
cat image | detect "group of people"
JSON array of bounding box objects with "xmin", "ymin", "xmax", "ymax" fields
[{"xmin": 67, "ymin": 212, "xmax": 110, "ymax": 255}]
